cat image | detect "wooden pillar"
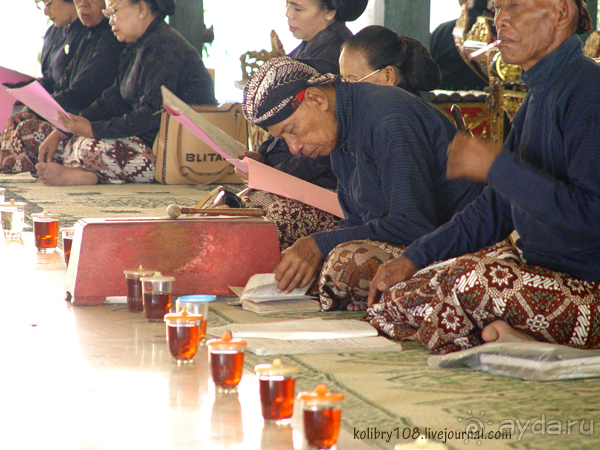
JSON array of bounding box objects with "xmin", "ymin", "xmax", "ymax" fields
[
  {"xmin": 384, "ymin": 0, "xmax": 431, "ymax": 49},
  {"xmin": 168, "ymin": 0, "xmax": 205, "ymax": 55}
]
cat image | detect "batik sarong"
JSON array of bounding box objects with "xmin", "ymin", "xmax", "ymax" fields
[
  {"xmin": 319, "ymin": 240, "xmax": 405, "ymax": 311},
  {"xmin": 0, "ymin": 119, "xmax": 61, "ymax": 173},
  {"xmin": 365, "ymin": 241, "xmax": 600, "ymax": 354}
]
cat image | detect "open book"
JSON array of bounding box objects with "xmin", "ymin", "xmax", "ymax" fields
[
  {"xmin": 230, "ymin": 273, "xmax": 320, "ymax": 314},
  {"xmin": 207, "ymin": 318, "xmax": 402, "ymax": 355}
]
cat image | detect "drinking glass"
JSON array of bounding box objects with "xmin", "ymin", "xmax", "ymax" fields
[
  {"xmin": 140, "ymin": 272, "xmax": 175, "ymax": 322},
  {"xmin": 165, "ymin": 308, "xmax": 203, "ymax": 364},
  {"xmin": 298, "ymin": 384, "xmax": 344, "ymax": 450},
  {"xmin": 32, "ymin": 210, "xmax": 60, "ymax": 252},
  {"xmin": 124, "ymin": 265, "xmax": 156, "ymax": 313},
  {"xmin": 175, "ymin": 294, "xmax": 215, "ymax": 343},
  {"xmin": 207, "ymin": 331, "xmax": 246, "ymax": 394},
  {"xmin": 1, "ymin": 199, "xmax": 26, "ymax": 240},
  {"xmin": 255, "ymin": 359, "xmax": 298, "ymax": 425}
]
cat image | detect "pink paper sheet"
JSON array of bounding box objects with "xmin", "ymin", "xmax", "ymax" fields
[
  {"xmin": 246, "ymin": 158, "xmax": 343, "ymax": 218},
  {"xmin": 0, "ymin": 66, "xmax": 34, "ymax": 129},
  {"xmin": 6, "ymin": 80, "xmax": 70, "ymax": 130}
]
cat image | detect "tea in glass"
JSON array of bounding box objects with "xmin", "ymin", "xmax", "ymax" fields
[
  {"xmin": 60, "ymin": 227, "xmax": 75, "ymax": 265},
  {"xmin": 124, "ymin": 265, "xmax": 156, "ymax": 313},
  {"xmin": 175, "ymin": 295, "xmax": 215, "ymax": 343},
  {"xmin": 32, "ymin": 210, "xmax": 60, "ymax": 252},
  {"xmin": 1, "ymin": 199, "xmax": 26, "ymax": 240},
  {"xmin": 165, "ymin": 308, "xmax": 203, "ymax": 364},
  {"xmin": 140, "ymin": 272, "xmax": 175, "ymax": 322},
  {"xmin": 255, "ymin": 359, "xmax": 298, "ymax": 425},
  {"xmin": 207, "ymin": 331, "xmax": 246, "ymax": 393},
  {"xmin": 298, "ymin": 384, "xmax": 344, "ymax": 449}
]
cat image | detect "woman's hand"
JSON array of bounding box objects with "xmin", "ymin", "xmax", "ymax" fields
[
  {"xmin": 274, "ymin": 236, "xmax": 323, "ymax": 293},
  {"xmin": 367, "ymin": 255, "xmax": 418, "ymax": 307},
  {"xmin": 39, "ymin": 129, "xmax": 69, "ymax": 163},
  {"xmin": 57, "ymin": 111, "xmax": 94, "ymax": 138}
]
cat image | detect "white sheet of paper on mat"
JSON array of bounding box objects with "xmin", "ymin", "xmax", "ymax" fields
[{"xmin": 244, "ymin": 335, "xmax": 402, "ymax": 355}]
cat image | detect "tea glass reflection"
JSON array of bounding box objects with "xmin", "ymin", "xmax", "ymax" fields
[
  {"xmin": 165, "ymin": 308, "xmax": 203, "ymax": 364},
  {"xmin": 32, "ymin": 210, "xmax": 60, "ymax": 252},
  {"xmin": 60, "ymin": 227, "xmax": 75, "ymax": 265},
  {"xmin": 175, "ymin": 295, "xmax": 215, "ymax": 344},
  {"xmin": 255, "ymin": 359, "xmax": 298, "ymax": 425},
  {"xmin": 207, "ymin": 332, "xmax": 246, "ymax": 394},
  {"xmin": 298, "ymin": 384, "xmax": 344, "ymax": 450},
  {"xmin": 140, "ymin": 272, "xmax": 175, "ymax": 322},
  {"xmin": 124, "ymin": 266, "xmax": 156, "ymax": 313},
  {"xmin": 1, "ymin": 199, "xmax": 26, "ymax": 240}
]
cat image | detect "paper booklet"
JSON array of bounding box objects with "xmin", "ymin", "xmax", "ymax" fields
[
  {"xmin": 160, "ymin": 86, "xmax": 344, "ymax": 218},
  {"xmin": 0, "ymin": 66, "xmax": 35, "ymax": 130},
  {"xmin": 229, "ymin": 273, "xmax": 320, "ymax": 314},
  {"xmin": 6, "ymin": 80, "xmax": 71, "ymax": 130},
  {"xmin": 207, "ymin": 318, "xmax": 402, "ymax": 355}
]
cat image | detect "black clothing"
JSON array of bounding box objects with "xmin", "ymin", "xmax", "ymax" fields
[
  {"xmin": 53, "ymin": 19, "xmax": 125, "ymax": 115},
  {"xmin": 430, "ymin": 9, "xmax": 489, "ymax": 91},
  {"xmin": 39, "ymin": 20, "xmax": 87, "ymax": 94},
  {"xmin": 81, "ymin": 19, "xmax": 216, "ymax": 147},
  {"xmin": 288, "ymin": 21, "xmax": 352, "ymax": 64}
]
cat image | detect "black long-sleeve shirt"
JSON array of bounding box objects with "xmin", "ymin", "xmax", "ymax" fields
[{"xmin": 81, "ymin": 19, "xmax": 216, "ymax": 146}]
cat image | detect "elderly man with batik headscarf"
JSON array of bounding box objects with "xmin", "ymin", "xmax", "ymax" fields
[
  {"xmin": 242, "ymin": 57, "xmax": 483, "ymax": 312},
  {"xmin": 367, "ymin": 0, "xmax": 600, "ymax": 354}
]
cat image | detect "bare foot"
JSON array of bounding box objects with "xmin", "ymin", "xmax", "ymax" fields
[
  {"xmin": 36, "ymin": 162, "xmax": 98, "ymax": 186},
  {"xmin": 481, "ymin": 320, "xmax": 537, "ymax": 343},
  {"xmin": 344, "ymin": 300, "xmax": 368, "ymax": 311}
]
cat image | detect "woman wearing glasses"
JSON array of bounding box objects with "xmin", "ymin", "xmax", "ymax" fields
[
  {"xmin": 1, "ymin": 0, "xmax": 125, "ymax": 174},
  {"xmin": 30, "ymin": 0, "xmax": 216, "ymax": 185}
]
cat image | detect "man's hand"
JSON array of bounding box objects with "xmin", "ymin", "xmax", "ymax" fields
[
  {"xmin": 367, "ymin": 256, "xmax": 418, "ymax": 307},
  {"xmin": 58, "ymin": 111, "xmax": 93, "ymax": 138},
  {"xmin": 39, "ymin": 129, "xmax": 68, "ymax": 163},
  {"xmin": 274, "ymin": 236, "xmax": 323, "ymax": 293},
  {"xmin": 5, "ymin": 111, "xmax": 36, "ymax": 132},
  {"xmin": 240, "ymin": 150, "xmax": 264, "ymax": 164},
  {"xmin": 446, "ymin": 133, "xmax": 503, "ymax": 182}
]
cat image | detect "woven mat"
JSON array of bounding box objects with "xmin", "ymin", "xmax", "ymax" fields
[{"xmin": 3, "ymin": 177, "xmax": 600, "ymax": 450}]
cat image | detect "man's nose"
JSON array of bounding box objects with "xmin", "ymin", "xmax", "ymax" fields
[{"xmin": 284, "ymin": 136, "xmax": 303, "ymax": 155}]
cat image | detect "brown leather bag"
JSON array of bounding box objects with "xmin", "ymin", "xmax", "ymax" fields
[{"xmin": 152, "ymin": 102, "xmax": 247, "ymax": 185}]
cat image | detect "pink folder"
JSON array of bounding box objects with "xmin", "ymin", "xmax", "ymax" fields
[
  {"xmin": 0, "ymin": 66, "xmax": 34, "ymax": 129},
  {"xmin": 6, "ymin": 80, "xmax": 70, "ymax": 130}
]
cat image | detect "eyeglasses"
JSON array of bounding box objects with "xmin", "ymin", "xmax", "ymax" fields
[
  {"xmin": 102, "ymin": 0, "xmax": 124, "ymax": 19},
  {"xmin": 342, "ymin": 68, "xmax": 382, "ymax": 83},
  {"xmin": 36, "ymin": 0, "xmax": 53, "ymax": 10}
]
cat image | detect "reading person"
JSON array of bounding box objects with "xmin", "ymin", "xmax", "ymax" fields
[
  {"xmin": 242, "ymin": 56, "xmax": 483, "ymax": 312},
  {"xmin": 366, "ymin": 0, "xmax": 600, "ymax": 354}
]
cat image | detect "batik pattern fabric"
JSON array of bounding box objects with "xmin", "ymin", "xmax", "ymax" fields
[
  {"xmin": 365, "ymin": 241, "xmax": 600, "ymax": 354},
  {"xmin": 62, "ymin": 136, "xmax": 155, "ymax": 184},
  {"xmin": 242, "ymin": 189, "xmax": 338, "ymax": 251},
  {"xmin": 319, "ymin": 240, "xmax": 405, "ymax": 311},
  {"xmin": 0, "ymin": 119, "xmax": 63, "ymax": 173}
]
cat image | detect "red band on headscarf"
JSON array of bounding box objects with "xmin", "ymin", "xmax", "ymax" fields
[{"xmin": 292, "ymin": 89, "xmax": 307, "ymax": 111}]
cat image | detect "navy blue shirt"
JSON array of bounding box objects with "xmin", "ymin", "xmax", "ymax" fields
[
  {"xmin": 402, "ymin": 35, "xmax": 600, "ymax": 281},
  {"xmin": 311, "ymin": 82, "xmax": 484, "ymax": 257}
]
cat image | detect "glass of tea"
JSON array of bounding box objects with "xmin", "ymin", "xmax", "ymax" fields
[
  {"xmin": 124, "ymin": 265, "xmax": 156, "ymax": 313},
  {"xmin": 140, "ymin": 272, "xmax": 175, "ymax": 322},
  {"xmin": 298, "ymin": 384, "xmax": 344, "ymax": 450},
  {"xmin": 60, "ymin": 227, "xmax": 75, "ymax": 265},
  {"xmin": 255, "ymin": 359, "xmax": 298, "ymax": 425},
  {"xmin": 164, "ymin": 308, "xmax": 203, "ymax": 364},
  {"xmin": 207, "ymin": 331, "xmax": 246, "ymax": 394},
  {"xmin": 175, "ymin": 295, "xmax": 216, "ymax": 344},
  {"xmin": 1, "ymin": 199, "xmax": 26, "ymax": 240},
  {"xmin": 31, "ymin": 210, "xmax": 60, "ymax": 252}
]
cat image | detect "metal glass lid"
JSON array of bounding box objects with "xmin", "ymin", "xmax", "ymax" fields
[
  {"xmin": 124, "ymin": 265, "xmax": 157, "ymax": 276},
  {"xmin": 139, "ymin": 271, "xmax": 175, "ymax": 282}
]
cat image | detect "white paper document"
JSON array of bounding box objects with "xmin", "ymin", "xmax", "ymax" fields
[{"xmin": 245, "ymin": 335, "xmax": 402, "ymax": 355}]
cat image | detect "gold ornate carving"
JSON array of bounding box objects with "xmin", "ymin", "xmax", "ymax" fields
[
  {"xmin": 239, "ymin": 30, "xmax": 285, "ymax": 82},
  {"xmin": 584, "ymin": 30, "xmax": 600, "ymax": 58}
]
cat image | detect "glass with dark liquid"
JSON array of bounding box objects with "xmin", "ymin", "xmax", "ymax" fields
[
  {"xmin": 255, "ymin": 359, "xmax": 298, "ymax": 425},
  {"xmin": 298, "ymin": 384, "xmax": 344, "ymax": 449},
  {"xmin": 165, "ymin": 309, "xmax": 203, "ymax": 364},
  {"xmin": 32, "ymin": 210, "xmax": 60, "ymax": 252},
  {"xmin": 140, "ymin": 272, "xmax": 175, "ymax": 322},
  {"xmin": 176, "ymin": 295, "xmax": 215, "ymax": 344},
  {"xmin": 207, "ymin": 332, "xmax": 246, "ymax": 393},
  {"xmin": 0, "ymin": 200, "xmax": 26, "ymax": 240},
  {"xmin": 60, "ymin": 227, "xmax": 75, "ymax": 265},
  {"xmin": 124, "ymin": 266, "xmax": 156, "ymax": 313}
]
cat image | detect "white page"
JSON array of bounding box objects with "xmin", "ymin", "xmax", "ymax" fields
[
  {"xmin": 207, "ymin": 318, "xmax": 378, "ymax": 340},
  {"xmin": 245, "ymin": 336, "xmax": 402, "ymax": 355},
  {"xmin": 242, "ymin": 273, "xmax": 314, "ymax": 302}
]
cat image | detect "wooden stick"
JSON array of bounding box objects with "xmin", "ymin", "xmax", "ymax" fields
[{"xmin": 167, "ymin": 204, "xmax": 263, "ymax": 218}]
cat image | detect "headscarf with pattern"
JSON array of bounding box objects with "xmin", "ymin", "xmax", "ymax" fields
[{"xmin": 242, "ymin": 57, "xmax": 339, "ymax": 130}]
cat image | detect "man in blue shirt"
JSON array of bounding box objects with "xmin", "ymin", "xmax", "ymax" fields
[{"xmin": 367, "ymin": 0, "xmax": 600, "ymax": 354}]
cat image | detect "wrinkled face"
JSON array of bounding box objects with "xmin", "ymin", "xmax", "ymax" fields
[
  {"xmin": 285, "ymin": 0, "xmax": 331, "ymax": 42},
  {"xmin": 339, "ymin": 48, "xmax": 396, "ymax": 86},
  {"xmin": 493, "ymin": 0, "xmax": 561, "ymax": 71},
  {"xmin": 266, "ymin": 95, "xmax": 338, "ymax": 159},
  {"xmin": 44, "ymin": 0, "xmax": 77, "ymax": 27},
  {"xmin": 75, "ymin": 0, "xmax": 106, "ymax": 27},
  {"xmin": 106, "ymin": 0, "xmax": 144, "ymax": 43}
]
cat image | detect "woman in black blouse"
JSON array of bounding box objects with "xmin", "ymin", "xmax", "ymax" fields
[{"xmin": 34, "ymin": 0, "xmax": 216, "ymax": 185}]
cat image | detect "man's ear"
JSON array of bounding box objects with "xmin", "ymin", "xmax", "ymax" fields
[
  {"xmin": 304, "ymin": 87, "xmax": 329, "ymax": 111},
  {"xmin": 556, "ymin": 0, "xmax": 577, "ymax": 31}
]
